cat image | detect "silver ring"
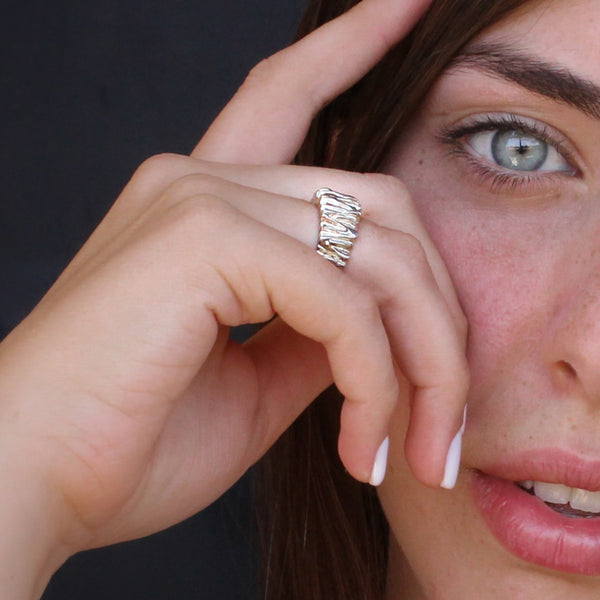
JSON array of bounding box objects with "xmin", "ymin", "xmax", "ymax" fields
[{"xmin": 313, "ymin": 187, "xmax": 361, "ymax": 268}]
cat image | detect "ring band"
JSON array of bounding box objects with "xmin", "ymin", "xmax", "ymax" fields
[{"xmin": 313, "ymin": 187, "xmax": 361, "ymax": 268}]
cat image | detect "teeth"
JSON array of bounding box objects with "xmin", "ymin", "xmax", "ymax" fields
[
  {"xmin": 533, "ymin": 481, "xmax": 571, "ymax": 504},
  {"xmin": 519, "ymin": 480, "xmax": 600, "ymax": 514},
  {"xmin": 570, "ymin": 488, "xmax": 600, "ymax": 513}
]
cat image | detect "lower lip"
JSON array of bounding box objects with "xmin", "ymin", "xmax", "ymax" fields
[{"xmin": 471, "ymin": 472, "xmax": 600, "ymax": 575}]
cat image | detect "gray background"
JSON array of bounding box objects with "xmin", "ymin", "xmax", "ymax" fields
[{"xmin": 2, "ymin": 1, "xmax": 306, "ymax": 597}]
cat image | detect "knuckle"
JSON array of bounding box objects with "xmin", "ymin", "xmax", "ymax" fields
[
  {"xmin": 396, "ymin": 231, "xmax": 429, "ymax": 268},
  {"xmin": 358, "ymin": 173, "xmax": 413, "ymax": 211},
  {"xmin": 166, "ymin": 193, "xmax": 234, "ymax": 234},
  {"xmin": 364, "ymin": 226, "xmax": 427, "ymax": 271},
  {"xmin": 132, "ymin": 152, "xmax": 181, "ymax": 185},
  {"xmin": 437, "ymin": 347, "xmax": 470, "ymax": 395},
  {"xmin": 359, "ymin": 172, "xmax": 407, "ymax": 195},
  {"xmin": 242, "ymin": 55, "xmax": 281, "ymax": 92},
  {"xmin": 162, "ymin": 172, "xmax": 224, "ymax": 203},
  {"xmin": 185, "ymin": 193, "xmax": 232, "ymax": 221},
  {"xmin": 350, "ymin": 224, "xmax": 430, "ymax": 287},
  {"xmin": 119, "ymin": 153, "xmax": 185, "ymax": 211}
]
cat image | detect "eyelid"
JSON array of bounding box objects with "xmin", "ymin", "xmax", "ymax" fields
[
  {"xmin": 467, "ymin": 129, "xmax": 572, "ymax": 174},
  {"xmin": 436, "ymin": 112, "xmax": 586, "ymax": 196},
  {"xmin": 440, "ymin": 112, "xmax": 581, "ymax": 175}
]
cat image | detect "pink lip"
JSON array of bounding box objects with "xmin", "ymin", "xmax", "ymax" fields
[
  {"xmin": 480, "ymin": 448, "xmax": 600, "ymax": 491},
  {"xmin": 471, "ymin": 449, "xmax": 600, "ymax": 576}
]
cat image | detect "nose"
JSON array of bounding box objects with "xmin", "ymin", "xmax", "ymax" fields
[{"xmin": 545, "ymin": 249, "xmax": 600, "ymax": 402}]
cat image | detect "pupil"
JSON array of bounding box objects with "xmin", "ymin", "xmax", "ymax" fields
[{"xmin": 491, "ymin": 129, "xmax": 548, "ymax": 171}]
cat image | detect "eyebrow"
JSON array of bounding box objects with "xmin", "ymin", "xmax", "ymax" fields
[{"xmin": 449, "ymin": 42, "xmax": 600, "ymax": 120}]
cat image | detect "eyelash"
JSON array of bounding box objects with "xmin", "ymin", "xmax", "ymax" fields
[{"xmin": 439, "ymin": 114, "xmax": 579, "ymax": 193}]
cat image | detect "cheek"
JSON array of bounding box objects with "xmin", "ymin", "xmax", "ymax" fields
[
  {"xmin": 379, "ymin": 132, "xmax": 600, "ymax": 595},
  {"xmin": 383, "ymin": 137, "xmax": 579, "ymax": 403},
  {"xmin": 418, "ymin": 202, "xmax": 549, "ymax": 376}
]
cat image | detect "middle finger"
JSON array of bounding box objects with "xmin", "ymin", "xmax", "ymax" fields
[
  {"xmin": 128, "ymin": 156, "xmax": 465, "ymax": 329},
  {"xmin": 154, "ymin": 170, "xmax": 468, "ymax": 486}
]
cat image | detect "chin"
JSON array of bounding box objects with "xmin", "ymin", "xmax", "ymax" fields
[{"xmin": 380, "ymin": 443, "xmax": 600, "ymax": 600}]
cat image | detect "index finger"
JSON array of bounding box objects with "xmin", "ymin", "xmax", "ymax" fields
[{"xmin": 192, "ymin": 0, "xmax": 432, "ymax": 164}]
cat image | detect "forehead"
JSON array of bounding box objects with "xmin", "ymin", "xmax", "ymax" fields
[{"xmin": 473, "ymin": 0, "xmax": 600, "ymax": 80}]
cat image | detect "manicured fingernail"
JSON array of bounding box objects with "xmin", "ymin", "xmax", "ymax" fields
[
  {"xmin": 370, "ymin": 437, "xmax": 389, "ymax": 486},
  {"xmin": 440, "ymin": 406, "xmax": 467, "ymax": 490}
]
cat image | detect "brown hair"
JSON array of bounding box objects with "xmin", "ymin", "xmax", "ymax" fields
[{"xmin": 256, "ymin": 1, "xmax": 529, "ymax": 598}]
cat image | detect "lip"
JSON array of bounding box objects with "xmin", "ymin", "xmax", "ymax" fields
[
  {"xmin": 471, "ymin": 449, "xmax": 600, "ymax": 576},
  {"xmin": 480, "ymin": 448, "xmax": 600, "ymax": 491}
]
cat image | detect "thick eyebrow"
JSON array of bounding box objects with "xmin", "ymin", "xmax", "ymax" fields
[{"xmin": 448, "ymin": 42, "xmax": 600, "ymax": 120}]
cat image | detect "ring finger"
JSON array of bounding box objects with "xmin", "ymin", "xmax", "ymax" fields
[{"xmin": 156, "ymin": 173, "xmax": 469, "ymax": 486}]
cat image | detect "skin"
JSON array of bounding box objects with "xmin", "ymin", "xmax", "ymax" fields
[
  {"xmin": 12, "ymin": 0, "xmax": 600, "ymax": 597},
  {"xmin": 0, "ymin": 0, "xmax": 472, "ymax": 598},
  {"xmin": 380, "ymin": 0, "xmax": 600, "ymax": 598}
]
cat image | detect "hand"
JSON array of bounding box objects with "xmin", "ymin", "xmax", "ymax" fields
[{"xmin": 0, "ymin": 0, "xmax": 467, "ymax": 592}]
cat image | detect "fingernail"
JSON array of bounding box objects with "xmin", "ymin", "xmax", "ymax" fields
[
  {"xmin": 440, "ymin": 406, "xmax": 467, "ymax": 490},
  {"xmin": 370, "ymin": 437, "xmax": 389, "ymax": 486}
]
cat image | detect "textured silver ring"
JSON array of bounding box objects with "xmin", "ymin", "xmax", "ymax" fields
[{"xmin": 313, "ymin": 187, "xmax": 361, "ymax": 268}]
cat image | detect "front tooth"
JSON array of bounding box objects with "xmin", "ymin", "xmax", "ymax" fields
[
  {"xmin": 570, "ymin": 488, "xmax": 600, "ymax": 513},
  {"xmin": 533, "ymin": 481, "xmax": 571, "ymax": 504}
]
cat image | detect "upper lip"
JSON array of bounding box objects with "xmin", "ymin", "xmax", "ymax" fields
[{"xmin": 476, "ymin": 447, "xmax": 600, "ymax": 491}]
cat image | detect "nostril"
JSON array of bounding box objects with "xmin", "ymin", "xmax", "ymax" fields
[{"xmin": 558, "ymin": 360, "xmax": 577, "ymax": 380}]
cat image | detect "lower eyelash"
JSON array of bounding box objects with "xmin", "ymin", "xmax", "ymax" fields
[
  {"xmin": 445, "ymin": 144, "xmax": 566, "ymax": 194},
  {"xmin": 439, "ymin": 115, "xmax": 578, "ymax": 193}
]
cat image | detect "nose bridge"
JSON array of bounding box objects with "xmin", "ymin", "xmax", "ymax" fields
[
  {"xmin": 549, "ymin": 240, "xmax": 600, "ymax": 395},
  {"xmin": 560, "ymin": 275, "xmax": 600, "ymax": 343}
]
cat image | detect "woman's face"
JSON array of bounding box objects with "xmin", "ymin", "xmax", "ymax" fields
[{"xmin": 379, "ymin": 0, "xmax": 600, "ymax": 597}]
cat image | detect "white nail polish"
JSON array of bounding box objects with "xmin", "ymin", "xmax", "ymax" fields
[
  {"xmin": 370, "ymin": 437, "xmax": 389, "ymax": 486},
  {"xmin": 441, "ymin": 406, "xmax": 467, "ymax": 490}
]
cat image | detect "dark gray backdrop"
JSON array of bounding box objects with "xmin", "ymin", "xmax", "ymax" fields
[{"xmin": 2, "ymin": 1, "xmax": 306, "ymax": 597}]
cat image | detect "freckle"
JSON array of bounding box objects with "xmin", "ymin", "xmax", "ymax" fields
[{"xmin": 419, "ymin": 159, "xmax": 424, "ymax": 166}]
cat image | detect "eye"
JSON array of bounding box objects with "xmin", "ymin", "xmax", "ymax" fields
[
  {"xmin": 439, "ymin": 114, "xmax": 581, "ymax": 194},
  {"xmin": 466, "ymin": 127, "xmax": 573, "ymax": 173}
]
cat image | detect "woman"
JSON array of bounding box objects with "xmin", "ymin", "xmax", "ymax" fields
[
  {"xmin": 2, "ymin": 0, "xmax": 598, "ymax": 598},
  {"xmin": 268, "ymin": 0, "xmax": 600, "ymax": 597}
]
